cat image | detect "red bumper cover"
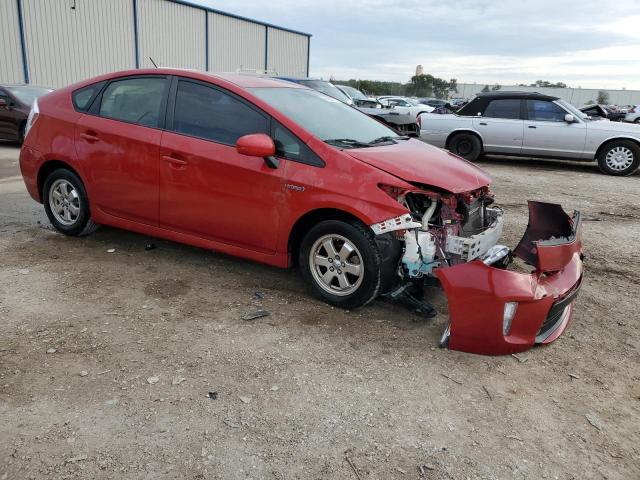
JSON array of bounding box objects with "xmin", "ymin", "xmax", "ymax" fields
[{"xmin": 436, "ymin": 201, "xmax": 583, "ymax": 355}]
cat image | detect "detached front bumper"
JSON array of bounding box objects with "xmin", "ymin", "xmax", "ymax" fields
[{"xmin": 436, "ymin": 201, "xmax": 583, "ymax": 356}]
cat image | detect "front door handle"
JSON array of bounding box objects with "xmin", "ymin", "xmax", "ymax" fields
[
  {"xmin": 528, "ymin": 125, "xmax": 537, "ymax": 129},
  {"xmin": 80, "ymin": 132, "xmax": 99, "ymax": 142},
  {"xmin": 162, "ymin": 155, "xmax": 188, "ymax": 168},
  {"xmin": 479, "ymin": 122, "xmax": 487, "ymax": 126}
]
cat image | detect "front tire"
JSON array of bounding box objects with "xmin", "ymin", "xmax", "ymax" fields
[
  {"xmin": 597, "ymin": 140, "xmax": 640, "ymax": 176},
  {"xmin": 43, "ymin": 168, "xmax": 99, "ymax": 236},
  {"xmin": 448, "ymin": 132, "xmax": 482, "ymax": 161},
  {"xmin": 299, "ymin": 220, "xmax": 383, "ymax": 309}
]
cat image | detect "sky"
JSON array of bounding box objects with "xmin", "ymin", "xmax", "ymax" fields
[{"xmin": 191, "ymin": 0, "xmax": 640, "ymax": 89}]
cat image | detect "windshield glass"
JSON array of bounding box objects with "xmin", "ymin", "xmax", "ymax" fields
[
  {"xmin": 557, "ymin": 99, "xmax": 588, "ymax": 120},
  {"xmin": 339, "ymin": 85, "xmax": 367, "ymax": 100},
  {"xmin": 250, "ymin": 87, "xmax": 398, "ymax": 144},
  {"xmin": 297, "ymin": 80, "xmax": 351, "ymax": 103},
  {"xmin": 406, "ymin": 98, "xmax": 423, "ymax": 106},
  {"xmin": 6, "ymin": 86, "xmax": 52, "ymax": 106}
]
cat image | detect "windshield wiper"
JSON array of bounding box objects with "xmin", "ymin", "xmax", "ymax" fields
[
  {"xmin": 324, "ymin": 138, "xmax": 372, "ymax": 148},
  {"xmin": 368, "ymin": 135, "xmax": 410, "ymax": 145}
]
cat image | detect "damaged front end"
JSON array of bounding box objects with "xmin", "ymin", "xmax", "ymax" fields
[{"xmin": 370, "ymin": 187, "xmax": 583, "ymax": 356}]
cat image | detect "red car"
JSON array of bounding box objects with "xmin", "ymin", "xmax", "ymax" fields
[{"xmin": 19, "ymin": 69, "xmax": 584, "ymax": 355}]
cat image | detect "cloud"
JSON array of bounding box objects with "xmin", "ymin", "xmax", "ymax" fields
[{"xmin": 191, "ymin": 0, "xmax": 640, "ymax": 89}]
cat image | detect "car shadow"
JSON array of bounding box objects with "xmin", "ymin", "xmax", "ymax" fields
[{"xmin": 474, "ymin": 155, "xmax": 610, "ymax": 174}]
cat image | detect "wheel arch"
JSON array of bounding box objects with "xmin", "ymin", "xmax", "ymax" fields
[
  {"xmin": 287, "ymin": 208, "xmax": 367, "ymax": 267},
  {"xmin": 594, "ymin": 136, "xmax": 640, "ymax": 161},
  {"xmin": 445, "ymin": 129, "xmax": 484, "ymax": 150},
  {"xmin": 37, "ymin": 160, "xmax": 84, "ymax": 203}
]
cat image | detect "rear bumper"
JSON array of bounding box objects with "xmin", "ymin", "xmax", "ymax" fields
[
  {"xmin": 436, "ymin": 201, "xmax": 583, "ymax": 355},
  {"xmin": 19, "ymin": 145, "xmax": 41, "ymax": 202}
]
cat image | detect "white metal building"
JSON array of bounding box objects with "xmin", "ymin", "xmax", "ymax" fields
[{"xmin": 1, "ymin": 0, "xmax": 311, "ymax": 87}]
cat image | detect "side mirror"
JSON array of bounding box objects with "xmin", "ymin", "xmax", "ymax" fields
[
  {"xmin": 564, "ymin": 114, "xmax": 575, "ymax": 123},
  {"xmin": 235, "ymin": 133, "xmax": 279, "ymax": 169}
]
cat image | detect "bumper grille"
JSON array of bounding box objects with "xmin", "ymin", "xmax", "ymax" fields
[{"xmin": 536, "ymin": 277, "xmax": 582, "ymax": 343}]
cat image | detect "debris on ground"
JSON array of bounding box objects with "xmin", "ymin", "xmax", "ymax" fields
[
  {"xmin": 441, "ymin": 373, "xmax": 463, "ymax": 385},
  {"xmin": 253, "ymin": 291, "xmax": 264, "ymax": 300},
  {"xmin": 146, "ymin": 376, "xmax": 160, "ymax": 385},
  {"xmin": 569, "ymin": 373, "xmax": 580, "ymax": 380},
  {"xmin": 79, "ymin": 371, "xmax": 88, "ymax": 377},
  {"xmin": 223, "ymin": 418, "xmax": 240, "ymax": 428},
  {"xmin": 172, "ymin": 377, "xmax": 186, "ymax": 386},
  {"xmin": 46, "ymin": 348, "xmax": 56, "ymax": 354},
  {"xmin": 585, "ymin": 413, "xmax": 604, "ymax": 431},
  {"xmin": 145, "ymin": 243, "xmax": 156, "ymax": 251},
  {"xmin": 107, "ymin": 248, "xmax": 115, "ymax": 253},
  {"xmin": 482, "ymin": 385, "xmax": 493, "ymax": 400},
  {"xmin": 207, "ymin": 392, "xmax": 218, "ymax": 400},
  {"xmin": 239, "ymin": 395, "xmax": 251, "ymax": 404},
  {"xmin": 344, "ymin": 449, "xmax": 363, "ymax": 480},
  {"xmin": 511, "ymin": 353, "xmax": 528, "ymax": 363},
  {"xmin": 65, "ymin": 455, "xmax": 88, "ymax": 464},
  {"xmin": 241, "ymin": 309, "xmax": 270, "ymax": 321}
]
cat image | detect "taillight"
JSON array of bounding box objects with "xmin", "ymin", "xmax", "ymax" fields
[{"xmin": 24, "ymin": 98, "xmax": 40, "ymax": 138}]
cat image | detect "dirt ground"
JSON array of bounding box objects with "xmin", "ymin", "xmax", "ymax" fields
[{"xmin": 1, "ymin": 141, "xmax": 639, "ymax": 480}]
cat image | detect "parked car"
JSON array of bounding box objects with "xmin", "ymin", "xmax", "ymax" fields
[
  {"xmin": 579, "ymin": 104, "xmax": 625, "ymax": 122},
  {"xmin": 278, "ymin": 77, "xmax": 419, "ymax": 136},
  {"xmin": 624, "ymin": 105, "xmax": 640, "ymax": 123},
  {"xmin": 0, "ymin": 84, "xmax": 52, "ymax": 142},
  {"xmin": 420, "ymin": 91, "xmax": 640, "ymax": 176},
  {"xmin": 19, "ymin": 69, "xmax": 583, "ymax": 355},
  {"xmin": 335, "ymin": 85, "xmax": 380, "ymax": 108},
  {"xmin": 418, "ymin": 97, "xmax": 449, "ymax": 108},
  {"xmin": 377, "ymin": 96, "xmax": 435, "ymax": 117}
]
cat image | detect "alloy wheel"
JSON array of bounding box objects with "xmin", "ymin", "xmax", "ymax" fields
[
  {"xmin": 309, "ymin": 234, "xmax": 364, "ymax": 296},
  {"xmin": 49, "ymin": 179, "xmax": 81, "ymax": 226}
]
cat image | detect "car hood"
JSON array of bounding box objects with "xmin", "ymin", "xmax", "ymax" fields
[
  {"xmin": 586, "ymin": 120, "xmax": 640, "ymax": 135},
  {"xmin": 346, "ymin": 139, "xmax": 492, "ymax": 193}
]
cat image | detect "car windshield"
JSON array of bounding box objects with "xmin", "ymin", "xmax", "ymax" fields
[
  {"xmin": 339, "ymin": 86, "xmax": 367, "ymax": 101},
  {"xmin": 406, "ymin": 98, "xmax": 423, "ymax": 106},
  {"xmin": 557, "ymin": 99, "xmax": 588, "ymax": 120},
  {"xmin": 250, "ymin": 87, "xmax": 399, "ymax": 146},
  {"xmin": 5, "ymin": 86, "xmax": 52, "ymax": 106},
  {"xmin": 297, "ymin": 80, "xmax": 352, "ymax": 104}
]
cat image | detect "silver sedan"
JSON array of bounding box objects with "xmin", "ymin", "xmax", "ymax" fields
[{"xmin": 419, "ymin": 91, "xmax": 640, "ymax": 176}]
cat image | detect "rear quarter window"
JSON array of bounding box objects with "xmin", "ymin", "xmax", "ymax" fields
[{"xmin": 72, "ymin": 81, "xmax": 105, "ymax": 112}]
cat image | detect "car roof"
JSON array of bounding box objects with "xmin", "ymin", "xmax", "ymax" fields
[
  {"xmin": 475, "ymin": 91, "xmax": 559, "ymax": 101},
  {"xmin": 69, "ymin": 69, "xmax": 306, "ymax": 90}
]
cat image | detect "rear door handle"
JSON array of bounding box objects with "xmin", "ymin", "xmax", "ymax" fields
[
  {"xmin": 80, "ymin": 132, "xmax": 99, "ymax": 142},
  {"xmin": 162, "ymin": 155, "xmax": 188, "ymax": 167},
  {"xmin": 528, "ymin": 125, "xmax": 537, "ymax": 129}
]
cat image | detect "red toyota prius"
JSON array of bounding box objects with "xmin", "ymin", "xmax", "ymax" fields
[{"xmin": 19, "ymin": 69, "xmax": 583, "ymax": 355}]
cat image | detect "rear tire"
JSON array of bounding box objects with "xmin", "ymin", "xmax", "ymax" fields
[
  {"xmin": 448, "ymin": 132, "xmax": 482, "ymax": 161},
  {"xmin": 597, "ymin": 140, "xmax": 640, "ymax": 176},
  {"xmin": 43, "ymin": 168, "xmax": 100, "ymax": 236},
  {"xmin": 299, "ymin": 220, "xmax": 383, "ymax": 309},
  {"xmin": 634, "ymin": 118, "xmax": 640, "ymax": 124}
]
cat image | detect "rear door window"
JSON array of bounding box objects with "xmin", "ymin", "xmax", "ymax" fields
[
  {"xmin": 483, "ymin": 99, "xmax": 521, "ymax": 119},
  {"xmin": 98, "ymin": 77, "xmax": 168, "ymax": 128},
  {"xmin": 171, "ymin": 80, "xmax": 268, "ymax": 145}
]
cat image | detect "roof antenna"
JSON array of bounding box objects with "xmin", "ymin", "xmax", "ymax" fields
[{"xmin": 149, "ymin": 57, "xmax": 158, "ymax": 68}]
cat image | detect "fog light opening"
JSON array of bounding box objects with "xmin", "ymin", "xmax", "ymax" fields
[{"xmin": 503, "ymin": 302, "xmax": 518, "ymax": 336}]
